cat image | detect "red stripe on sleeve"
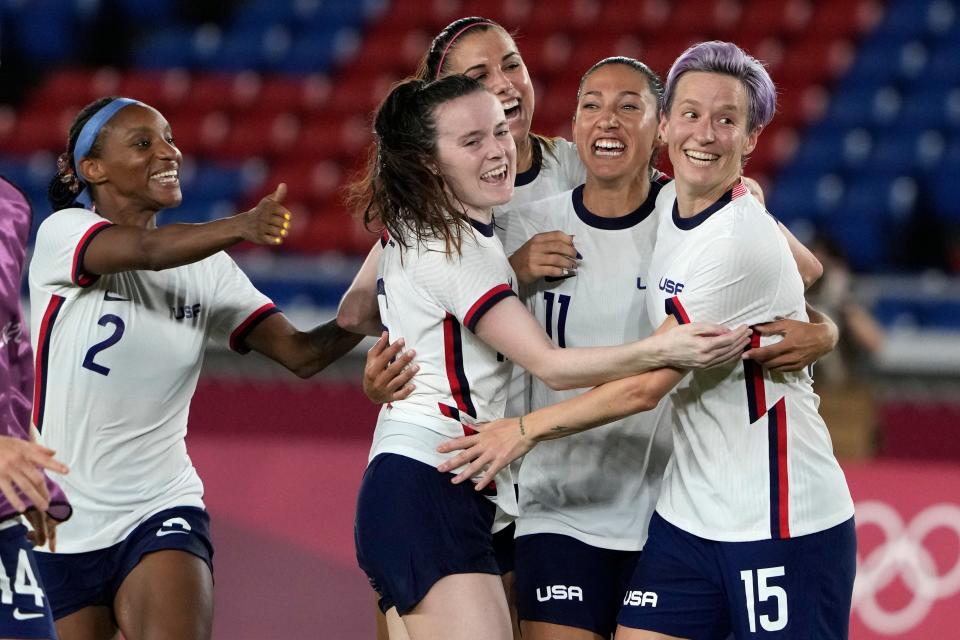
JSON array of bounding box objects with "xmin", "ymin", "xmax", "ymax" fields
[
  {"xmin": 229, "ymin": 303, "xmax": 279, "ymax": 352},
  {"xmin": 71, "ymin": 221, "xmax": 112, "ymax": 287},
  {"xmin": 464, "ymin": 284, "xmax": 514, "ymax": 331}
]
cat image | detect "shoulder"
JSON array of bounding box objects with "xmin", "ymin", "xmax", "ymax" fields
[
  {"xmin": 35, "ymin": 208, "xmax": 110, "ymax": 245},
  {"xmin": 548, "ymin": 138, "xmax": 581, "ymax": 167}
]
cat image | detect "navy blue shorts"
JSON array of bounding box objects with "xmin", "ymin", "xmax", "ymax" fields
[
  {"xmin": 492, "ymin": 521, "xmax": 516, "ymax": 575},
  {"xmin": 618, "ymin": 512, "xmax": 857, "ymax": 640},
  {"xmin": 515, "ymin": 533, "xmax": 641, "ymax": 638},
  {"xmin": 0, "ymin": 524, "xmax": 56, "ymax": 639},
  {"xmin": 36, "ymin": 506, "xmax": 213, "ymax": 620},
  {"xmin": 355, "ymin": 454, "xmax": 500, "ymax": 615}
]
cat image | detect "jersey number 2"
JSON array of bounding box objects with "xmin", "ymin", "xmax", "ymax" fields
[
  {"xmin": 740, "ymin": 567, "xmax": 788, "ymax": 632},
  {"xmin": 82, "ymin": 314, "xmax": 126, "ymax": 376},
  {"xmin": 543, "ymin": 292, "xmax": 571, "ymax": 348}
]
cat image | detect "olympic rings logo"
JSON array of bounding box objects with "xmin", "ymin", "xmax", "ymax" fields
[{"xmin": 853, "ymin": 501, "xmax": 960, "ymax": 635}]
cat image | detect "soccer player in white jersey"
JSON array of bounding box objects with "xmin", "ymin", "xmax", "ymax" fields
[
  {"xmin": 440, "ymin": 41, "xmax": 857, "ymax": 640},
  {"xmin": 498, "ymin": 56, "xmax": 674, "ymax": 640},
  {"xmin": 344, "ymin": 17, "xmax": 585, "ymax": 638},
  {"xmin": 29, "ymin": 97, "xmax": 390, "ymax": 640},
  {"xmin": 349, "ymin": 74, "xmax": 752, "ymax": 640}
]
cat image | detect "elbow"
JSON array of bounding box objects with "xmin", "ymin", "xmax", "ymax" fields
[
  {"xmin": 621, "ymin": 379, "xmax": 660, "ymax": 414},
  {"xmin": 542, "ymin": 376, "xmax": 572, "ymax": 391},
  {"xmin": 801, "ymin": 257, "xmax": 824, "ymax": 290}
]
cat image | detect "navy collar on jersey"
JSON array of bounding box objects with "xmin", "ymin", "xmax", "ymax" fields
[
  {"xmin": 514, "ymin": 136, "xmax": 543, "ymax": 187},
  {"xmin": 572, "ymin": 180, "xmax": 662, "ymax": 230},
  {"xmin": 470, "ymin": 216, "xmax": 496, "ymax": 237},
  {"xmin": 672, "ymin": 185, "xmax": 734, "ymax": 230}
]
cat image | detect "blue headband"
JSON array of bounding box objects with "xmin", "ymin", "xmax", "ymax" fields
[
  {"xmin": 71, "ymin": 98, "xmax": 144, "ymax": 208},
  {"xmin": 72, "ymin": 98, "xmax": 144, "ymax": 172}
]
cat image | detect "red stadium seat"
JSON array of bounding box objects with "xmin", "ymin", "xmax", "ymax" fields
[
  {"xmin": 523, "ymin": 0, "xmax": 601, "ymax": 36},
  {"xmin": 349, "ymin": 28, "xmax": 432, "ymax": 77},
  {"xmin": 257, "ymin": 75, "xmax": 332, "ymax": 115},
  {"xmin": 778, "ymin": 38, "xmax": 855, "ymax": 87},
  {"xmin": 26, "ymin": 67, "xmax": 121, "ymax": 113},
  {"xmin": 738, "ymin": 0, "xmax": 813, "ymax": 38},
  {"xmin": 597, "ymin": 0, "xmax": 673, "ymax": 37},
  {"xmin": 187, "ymin": 73, "xmax": 264, "ymax": 114},
  {"xmin": 5, "ymin": 105, "xmax": 77, "ymax": 154},
  {"xmin": 806, "ymin": 0, "xmax": 883, "ymax": 39},
  {"xmin": 117, "ymin": 69, "xmax": 191, "ymax": 112}
]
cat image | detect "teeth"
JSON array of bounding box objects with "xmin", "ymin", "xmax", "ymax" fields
[
  {"xmin": 481, "ymin": 165, "xmax": 507, "ymax": 181},
  {"xmin": 502, "ymin": 99, "xmax": 519, "ymax": 111},
  {"xmin": 594, "ymin": 139, "xmax": 624, "ymax": 149},
  {"xmin": 151, "ymin": 169, "xmax": 179, "ymax": 180},
  {"xmin": 684, "ymin": 150, "xmax": 718, "ymax": 163}
]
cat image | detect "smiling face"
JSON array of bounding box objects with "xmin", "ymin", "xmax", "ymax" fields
[
  {"xmin": 658, "ymin": 71, "xmax": 759, "ymax": 206},
  {"xmin": 573, "ymin": 63, "xmax": 660, "ymax": 185},
  {"xmin": 80, "ymin": 103, "xmax": 182, "ymax": 213},
  {"xmin": 432, "ymin": 91, "xmax": 516, "ymax": 219},
  {"xmin": 444, "ymin": 28, "xmax": 535, "ymax": 146}
]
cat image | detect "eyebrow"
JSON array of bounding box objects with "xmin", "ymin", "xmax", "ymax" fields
[
  {"xmin": 678, "ymin": 98, "xmax": 741, "ymax": 112},
  {"xmin": 463, "ymin": 51, "xmax": 520, "ymax": 75},
  {"xmin": 457, "ymin": 129, "xmax": 486, "ymax": 143},
  {"xmin": 582, "ymin": 90, "xmax": 643, "ymax": 99}
]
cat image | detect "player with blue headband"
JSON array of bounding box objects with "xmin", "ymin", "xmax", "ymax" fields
[{"xmin": 36, "ymin": 96, "xmax": 410, "ymax": 640}]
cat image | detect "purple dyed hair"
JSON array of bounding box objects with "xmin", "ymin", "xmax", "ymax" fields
[{"xmin": 662, "ymin": 41, "xmax": 776, "ymax": 133}]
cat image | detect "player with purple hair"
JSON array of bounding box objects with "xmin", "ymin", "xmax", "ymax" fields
[{"xmin": 439, "ymin": 41, "xmax": 857, "ymax": 640}]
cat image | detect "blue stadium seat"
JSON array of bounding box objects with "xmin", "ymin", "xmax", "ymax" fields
[{"xmin": 133, "ymin": 29, "xmax": 200, "ymax": 69}]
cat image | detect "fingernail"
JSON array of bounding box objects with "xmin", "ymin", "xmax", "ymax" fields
[
  {"xmin": 281, "ymin": 229, "xmax": 288, "ymax": 237},
  {"xmin": 284, "ymin": 212, "xmax": 291, "ymax": 220},
  {"xmin": 274, "ymin": 237, "xmax": 282, "ymax": 244},
  {"xmin": 412, "ymin": 365, "xmax": 420, "ymax": 372},
  {"xmin": 283, "ymin": 221, "xmax": 290, "ymax": 229}
]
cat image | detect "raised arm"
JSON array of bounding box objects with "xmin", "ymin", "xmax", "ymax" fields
[
  {"xmin": 778, "ymin": 221, "xmax": 823, "ymax": 290},
  {"xmin": 438, "ymin": 317, "xmax": 691, "ymax": 488},
  {"xmin": 336, "ymin": 240, "xmax": 384, "ymax": 336},
  {"xmin": 82, "ymin": 184, "xmax": 291, "ymax": 275},
  {"xmin": 474, "ymin": 296, "xmax": 750, "ymax": 391}
]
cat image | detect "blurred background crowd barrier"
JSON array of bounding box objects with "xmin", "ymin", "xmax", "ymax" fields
[{"xmin": 2, "ymin": 0, "xmax": 957, "ymax": 637}]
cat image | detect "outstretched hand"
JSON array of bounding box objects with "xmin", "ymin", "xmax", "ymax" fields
[
  {"xmin": 659, "ymin": 323, "xmax": 752, "ymax": 369},
  {"xmin": 743, "ymin": 319, "xmax": 835, "ymax": 372},
  {"xmin": 509, "ymin": 231, "xmax": 578, "ymax": 285},
  {"xmin": 363, "ymin": 332, "xmax": 418, "ymax": 404},
  {"xmin": 436, "ymin": 418, "xmax": 533, "ymax": 491},
  {"xmin": 0, "ymin": 436, "xmax": 68, "ymax": 514},
  {"xmin": 242, "ymin": 183, "xmax": 292, "ymax": 246}
]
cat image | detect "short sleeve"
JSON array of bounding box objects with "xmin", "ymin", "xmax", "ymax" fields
[
  {"xmin": 30, "ymin": 209, "xmax": 114, "ymax": 295},
  {"xmin": 666, "ymin": 233, "xmax": 784, "ymax": 328},
  {"xmin": 414, "ymin": 238, "xmax": 516, "ymax": 333},
  {"xmin": 204, "ymin": 253, "xmax": 278, "ymax": 353}
]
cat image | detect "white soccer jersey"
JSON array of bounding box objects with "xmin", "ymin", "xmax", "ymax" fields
[
  {"xmin": 495, "ymin": 137, "xmax": 585, "ymax": 421},
  {"xmin": 370, "ymin": 219, "xmax": 519, "ymax": 515},
  {"xmin": 29, "ymin": 208, "xmax": 276, "ymax": 553},
  {"xmin": 511, "ymin": 180, "xmax": 674, "ymax": 550},
  {"xmin": 647, "ymin": 180, "xmax": 855, "ymax": 542}
]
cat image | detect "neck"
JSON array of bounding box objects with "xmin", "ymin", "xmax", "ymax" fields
[
  {"xmin": 93, "ymin": 194, "xmax": 159, "ymax": 228},
  {"xmin": 675, "ymin": 175, "xmax": 741, "ymax": 218},
  {"xmin": 581, "ymin": 173, "xmax": 651, "ymax": 218},
  {"xmin": 515, "ymin": 134, "xmax": 534, "ymax": 173},
  {"xmin": 467, "ymin": 206, "xmax": 494, "ymax": 225}
]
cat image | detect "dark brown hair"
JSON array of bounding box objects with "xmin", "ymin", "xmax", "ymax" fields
[
  {"xmin": 347, "ymin": 75, "xmax": 487, "ymax": 256},
  {"xmin": 48, "ymin": 96, "xmax": 118, "ymax": 211}
]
